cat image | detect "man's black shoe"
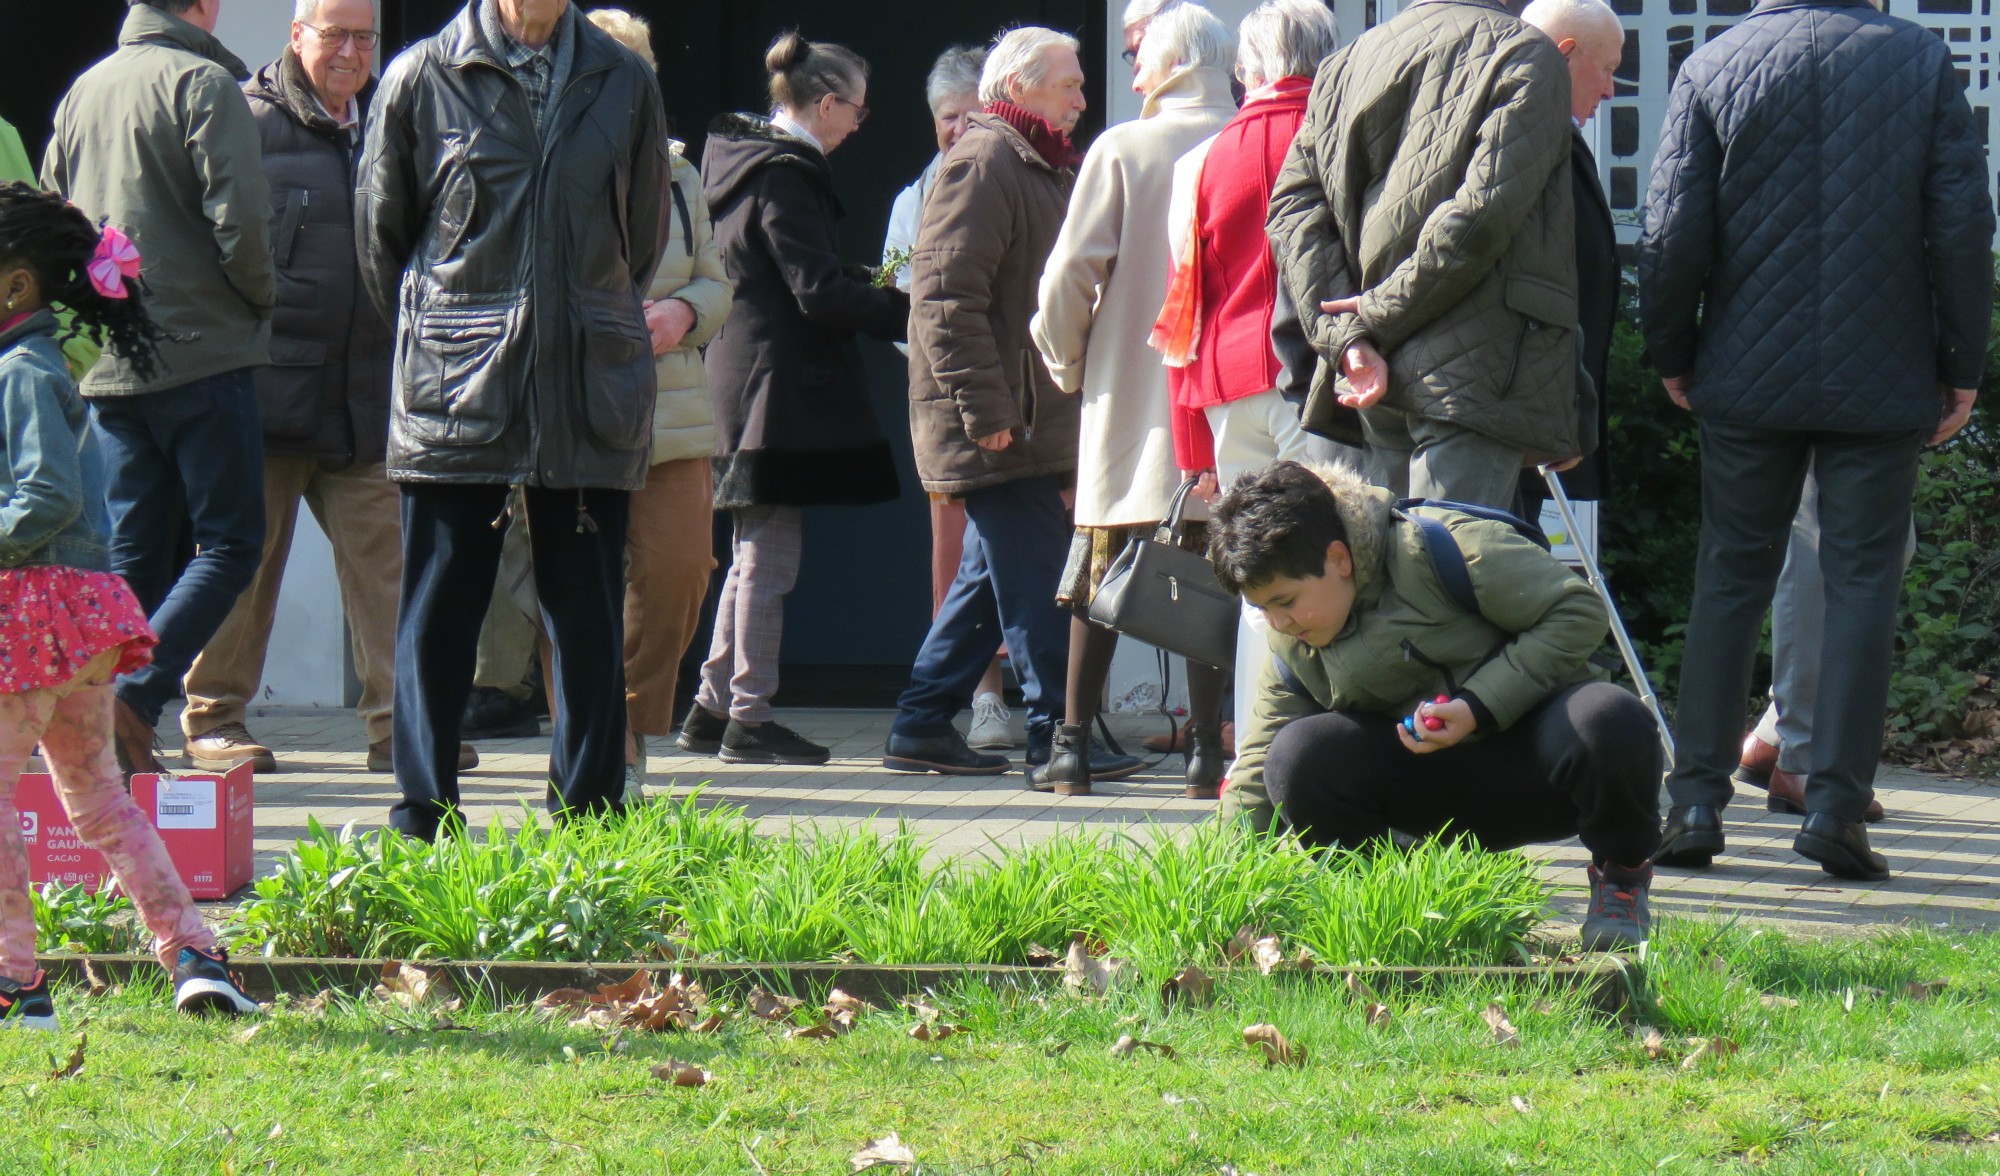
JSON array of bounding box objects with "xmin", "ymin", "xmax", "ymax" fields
[
  {"xmin": 461, "ymin": 687, "xmax": 541, "ymax": 740},
  {"xmin": 883, "ymin": 730, "xmax": 1010, "ymax": 775},
  {"xmin": 1794, "ymin": 812, "xmax": 1890, "ymax": 881},
  {"xmin": 677, "ymin": 704, "xmax": 727, "ymax": 754},
  {"xmin": 720, "ymin": 720, "xmax": 829, "ymax": 766},
  {"xmin": 1656, "ymin": 805, "xmax": 1725, "ymax": 868}
]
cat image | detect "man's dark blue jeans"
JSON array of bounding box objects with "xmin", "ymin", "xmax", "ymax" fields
[
  {"xmin": 892, "ymin": 474, "xmax": 1071, "ymax": 749},
  {"xmin": 87, "ymin": 368, "xmax": 266, "ymax": 727}
]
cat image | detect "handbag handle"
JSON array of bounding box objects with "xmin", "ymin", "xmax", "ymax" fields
[{"xmin": 1154, "ymin": 475, "xmax": 1203, "ymax": 544}]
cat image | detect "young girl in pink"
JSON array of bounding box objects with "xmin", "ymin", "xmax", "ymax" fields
[{"xmin": 0, "ymin": 183, "xmax": 256, "ymax": 1027}]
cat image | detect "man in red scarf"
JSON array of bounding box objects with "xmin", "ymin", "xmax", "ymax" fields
[{"xmin": 882, "ymin": 28, "xmax": 1092, "ymax": 779}]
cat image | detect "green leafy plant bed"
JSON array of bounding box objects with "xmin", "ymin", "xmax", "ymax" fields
[{"xmin": 212, "ymin": 793, "xmax": 1553, "ymax": 979}]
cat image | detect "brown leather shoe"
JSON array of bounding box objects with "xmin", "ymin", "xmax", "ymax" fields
[
  {"xmin": 1734, "ymin": 732, "xmax": 1778, "ymax": 789},
  {"xmin": 367, "ymin": 739, "xmax": 479, "ymax": 774},
  {"xmin": 1764, "ymin": 766, "xmax": 1885, "ymax": 823},
  {"xmin": 113, "ymin": 698, "xmax": 163, "ymax": 778}
]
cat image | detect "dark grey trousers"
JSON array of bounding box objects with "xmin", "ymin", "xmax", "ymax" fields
[{"xmin": 1665, "ymin": 421, "xmax": 1924, "ymax": 822}]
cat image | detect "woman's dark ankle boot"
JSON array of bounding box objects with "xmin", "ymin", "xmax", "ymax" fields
[
  {"xmin": 1028, "ymin": 723, "xmax": 1092, "ymax": 795},
  {"xmin": 1184, "ymin": 722, "xmax": 1225, "ymax": 799}
]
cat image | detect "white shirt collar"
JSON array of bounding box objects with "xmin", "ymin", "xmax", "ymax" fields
[{"xmin": 770, "ymin": 109, "xmax": 824, "ymax": 154}]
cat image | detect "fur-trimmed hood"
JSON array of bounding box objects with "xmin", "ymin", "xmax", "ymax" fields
[{"xmin": 1311, "ymin": 461, "xmax": 1393, "ymax": 620}]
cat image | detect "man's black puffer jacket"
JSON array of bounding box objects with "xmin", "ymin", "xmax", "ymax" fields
[{"xmin": 1638, "ymin": 0, "xmax": 1993, "ymax": 432}]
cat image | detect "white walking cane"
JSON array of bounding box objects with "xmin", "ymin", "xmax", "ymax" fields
[{"xmin": 1539, "ymin": 465, "xmax": 1677, "ymax": 769}]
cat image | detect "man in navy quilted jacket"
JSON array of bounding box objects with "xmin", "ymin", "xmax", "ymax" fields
[{"xmin": 1638, "ymin": 0, "xmax": 1993, "ymax": 882}]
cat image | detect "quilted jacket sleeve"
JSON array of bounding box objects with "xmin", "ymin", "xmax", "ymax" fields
[
  {"xmin": 1635, "ymin": 72, "xmax": 1721, "ymax": 382},
  {"xmin": 1267, "ymin": 57, "xmax": 1357, "ymax": 360},
  {"xmin": 913, "ymin": 153, "xmax": 1019, "ymax": 441},
  {"xmin": 1349, "ymin": 43, "xmax": 1571, "ymax": 357},
  {"xmin": 1921, "ymin": 56, "xmax": 1996, "ymax": 391},
  {"xmin": 1451, "ymin": 518, "xmax": 1610, "ymax": 731}
]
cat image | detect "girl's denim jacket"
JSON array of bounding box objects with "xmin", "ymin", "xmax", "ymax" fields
[{"xmin": 0, "ymin": 310, "xmax": 110, "ymax": 572}]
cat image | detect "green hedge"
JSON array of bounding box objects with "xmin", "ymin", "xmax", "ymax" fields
[{"xmin": 1599, "ymin": 272, "xmax": 2000, "ymax": 752}]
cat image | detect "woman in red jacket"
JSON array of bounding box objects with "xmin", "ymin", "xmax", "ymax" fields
[{"xmin": 1152, "ymin": 0, "xmax": 1343, "ymax": 762}]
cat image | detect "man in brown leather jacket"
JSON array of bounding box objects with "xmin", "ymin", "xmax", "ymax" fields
[{"xmin": 1268, "ymin": 0, "xmax": 1583, "ymax": 509}]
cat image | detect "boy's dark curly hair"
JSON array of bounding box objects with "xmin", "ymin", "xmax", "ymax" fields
[
  {"xmin": 1207, "ymin": 461, "xmax": 1351, "ymax": 595},
  {"xmin": 0, "ymin": 181, "xmax": 167, "ymax": 382}
]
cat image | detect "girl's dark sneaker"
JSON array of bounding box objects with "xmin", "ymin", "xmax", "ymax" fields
[
  {"xmin": 172, "ymin": 947, "xmax": 260, "ymax": 1017},
  {"xmin": 677, "ymin": 704, "xmax": 728, "ymax": 754},
  {"xmin": 0, "ymin": 971, "xmax": 58, "ymax": 1031}
]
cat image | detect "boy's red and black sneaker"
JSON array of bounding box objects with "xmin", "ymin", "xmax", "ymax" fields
[
  {"xmin": 172, "ymin": 947, "xmax": 260, "ymax": 1017},
  {"xmin": 1580, "ymin": 861, "xmax": 1653, "ymax": 953},
  {"xmin": 0, "ymin": 970, "xmax": 59, "ymax": 1032}
]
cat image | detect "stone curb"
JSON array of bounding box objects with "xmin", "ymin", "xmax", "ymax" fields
[{"xmin": 37, "ymin": 953, "xmax": 1639, "ymax": 1015}]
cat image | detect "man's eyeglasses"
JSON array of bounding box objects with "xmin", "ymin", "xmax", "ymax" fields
[
  {"xmin": 1120, "ymin": 48, "xmax": 1140, "ymax": 66},
  {"xmin": 833, "ymin": 95, "xmax": 871, "ymax": 124},
  {"xmin": 299, "ymin": 23, "xmax": 380, "ymax": 51}
]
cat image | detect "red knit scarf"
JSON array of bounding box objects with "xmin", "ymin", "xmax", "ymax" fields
[{"xmin": 983, "ymin": 100, "xmax": 1080, "ymax": 170}]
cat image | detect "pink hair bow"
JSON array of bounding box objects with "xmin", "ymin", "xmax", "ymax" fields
[{"xmin": 86, "ymin": 226, "xmax": 141, "ymax": 300}]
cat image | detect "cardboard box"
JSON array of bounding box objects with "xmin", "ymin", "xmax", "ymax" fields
[{"xmin": 17, "ymin": 762, "xmax": 254, "ymax": 900}]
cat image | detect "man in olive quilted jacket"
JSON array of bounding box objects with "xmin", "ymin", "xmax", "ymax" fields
[
  {"xmin": 1640, "ymin": 0, "xmax": 1993, "ymax": 883},
  {"xmin": 1268, "ymin": 0, "xmax": 1584, "ymax": 509}
]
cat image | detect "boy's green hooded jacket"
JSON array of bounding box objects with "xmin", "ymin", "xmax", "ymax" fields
[{"xmin": 1225, "ymin": 466, "xmax": 1609, "ymax": 830}]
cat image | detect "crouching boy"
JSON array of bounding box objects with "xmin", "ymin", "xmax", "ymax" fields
[{"xmin": 1210, "ymin": 462, "xmax": 1661, "ymax": 950}]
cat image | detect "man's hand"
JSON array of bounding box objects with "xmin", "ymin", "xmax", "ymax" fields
[
  {"xmin": 1318, "ymin": 295, "xmax": 1388, "ymax": 408},
  {"xmin": 1394, "ymin": 698, "xmax": 1477, "ymax": 755},
  {"xmin": 974, "ymin": 429, "xmax": 1014, "ymax": 452},
  {"xmin": 1543, "ymin": 456, "xmax": 1583, "ymax": 473},
  {"xmin": 643, "ymin": 298, "xmax": 696, "ymax": 356},
  {"xmin": 1661, "ymin": 375, "xmax": 1692, "ymax": 411},
  {"xmin": 1932, "ymin": 385, "xmax": 1978, "ymax": 446}
]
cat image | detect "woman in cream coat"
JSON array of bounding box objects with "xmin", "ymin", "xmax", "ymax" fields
[
  {"xmin": 1029, "ymin": 4, "xmax": 1239, "ymax": 796},
  {"xmin": 589, "ymin": 11, "xmax": 735, "ymax": 801}
]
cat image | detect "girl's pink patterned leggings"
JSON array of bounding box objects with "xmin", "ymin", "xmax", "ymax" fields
[{"xmin": 0, "ymin": 647, "xmax": 216, "ymax": 982}]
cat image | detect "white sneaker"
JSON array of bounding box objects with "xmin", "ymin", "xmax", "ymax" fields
[{"xmin": 967, "ymin": 693, "xmax": 1016, "ymax": 750}]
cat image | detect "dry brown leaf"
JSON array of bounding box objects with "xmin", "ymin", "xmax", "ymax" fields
[
  {"xmin": 50, "ymin": 1029, "xmax": 85, "ymax": 1081},
  {"xmin": 1480, "ymin": 1004, "xmax": 1520, "ymax": 1048},
  {"xmin": 1242, "ymin": 1023, "xmax": 1305, "ymax": 1067},
  {"xmin": 80, "ymin": 959, "xmax": 106, "ymax": 999},
  {"xmin": 1639, "ymin": 1026, "xmax": 1667, "ymax": 1060},
  {"xmin": 1044, "ymin": 1041, "xmax": 1071, "ymax": 1057},
  {"xmin": 1062, "ymin": 934, "xmax": 1133, "ymax": 996},
  {"xmin": 908, "ymin": 1022, "xmax": 967, "ymax": 1042},
  {"xmin": 1680, "ymin": 1036, "xmax": 1740, "ymax": 1069},
  {"xmin": 1343, "ymin": 971, "xmax": 1379, "ymax": 1005},
  {"xmin": 295, "ymin": 989, "xmax": 334, "ymax": 1018},
  {"xmin": 597, "ymin": 970, "xmax": 652, "ymax": 1004},
  {"xmin": 1225, "ymin": 927, "xmax": 1286, "ymax": 975},
  {"xmin": 747, "ymin": 987, "xmax": 805, "ymax": 1022},
  {"xmin": 1025, "ymin": 942, "xmax": 1061, "ymax": 967},
  {"xmin": 650, "ymin": 1060, "xmax": 711, "ymax": 1088},
  {"xmin": 849, "ymin": 1132, "xmax": 917, "ymax": 1172},
  {"xmin": 686, "ymin": 1012, "xmax": 726, "ymax": 1034},
  {"xmin": 1365, "ymin": 1003, "xmax": 1392, "ymax": 1029},
  {"xmin": 1904, "ymin": 979, "xmax": 1949, "ymax": 1001},
  {"xmin": 901, "ymin": 997, "xmax": 943, "ymax": 1023},
  {"xmin": 786, "ymin": 1022, "xmax": 841, "ymax": 1041},
  {"xmin": 823, "ymin": 989, "xmax": 877, "ymax": 1029},
  {"xmin": 1161, "ymin": 965, "xmax": 1214, "ymax": 1010},
  {"xmin": 374, "ymin": 961, "xmax": 452, "ymax": 1008},
  {"xmin": 1108, "ymin": 1034, "xmax": 1178, "ymax": 1060},
  {"xmin": 1758, "ymin": 993, "xmax": 1801, "ymax": 1010}
]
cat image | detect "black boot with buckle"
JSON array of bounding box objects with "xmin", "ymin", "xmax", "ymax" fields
[
  {"xmin": 1184, "ymin": 722, "xmax": 1224, "ymax": 799},
  {"xmin": 1027, "ymin": 723, "xmax": 1091, "ymax": 795}
]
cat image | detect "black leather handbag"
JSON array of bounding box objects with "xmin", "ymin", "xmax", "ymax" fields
[{"xmin": 1087, "ymin": 477, "xmax": 1238, "ymax": 670}]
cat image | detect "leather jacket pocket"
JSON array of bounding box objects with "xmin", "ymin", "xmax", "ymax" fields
[
  {"xmin": 400, "ymin": 297, "xmax": 514, "ymax": 447},
  {"xmin": 576, "ymin": 288, "xmax": 652, "ymax": 451}
]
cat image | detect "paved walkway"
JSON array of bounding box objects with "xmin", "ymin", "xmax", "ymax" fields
[{"xmin": 224, "ymin": 706, "xmax": 1999, "ymax": 936}]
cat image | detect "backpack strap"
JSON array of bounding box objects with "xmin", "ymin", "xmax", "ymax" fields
[
  {"xmin": 1405, "ymin": 512, "xmax": 1481, "ymax": 616},
  {"xmin": 670, "ymin": 180, "xmax": 695, "ymax": 257}
]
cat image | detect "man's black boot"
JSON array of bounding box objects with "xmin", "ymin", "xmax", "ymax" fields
[
  {"xmin": 1656, "ymin": 805, "xmax": 1725, "ymax": 868},
  {"xmin": 1794, "ymin": 812, "xmax": 1890, "ymax": 881},
  {"xmin": 1027, "ymin": 723, "xmax": 1091, "ymax": 795},
  {"xmin": 1184, "ymin": 722, "xmax": 1225, "ymax": 799}
]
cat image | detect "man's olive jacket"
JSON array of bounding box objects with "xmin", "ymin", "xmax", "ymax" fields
[{"xmin": 1268, "ymin": 0, "xmax": 1585, "ymax": 462}]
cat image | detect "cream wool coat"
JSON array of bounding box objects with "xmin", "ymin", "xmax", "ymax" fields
[{"xmin": 1031, "ymin": 67, "xmax": 1237, "ymax": 527}]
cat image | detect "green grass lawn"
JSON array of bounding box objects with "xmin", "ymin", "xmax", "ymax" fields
[{"xmin": 6, "ymin": 919, "xmax": 1999, "ymax": 1174}]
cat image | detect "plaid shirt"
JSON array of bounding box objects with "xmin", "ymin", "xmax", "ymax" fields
[{"xmin": 480, "ymin": 0, "xmax": 573, "ymax": 135}]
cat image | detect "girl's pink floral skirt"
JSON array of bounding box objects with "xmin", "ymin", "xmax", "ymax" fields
[{"xmin": 0, "ymin": 567, "xmax": 155, "ymax": 693}]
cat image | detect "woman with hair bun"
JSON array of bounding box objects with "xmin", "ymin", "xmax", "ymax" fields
[
  {"xmin": 0, "ymin": 182, "xmax": 259, "ymax": 1026},
  {"xmin": 684, "ymin": 32, "xmax": 909, "ymax": 768}
]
